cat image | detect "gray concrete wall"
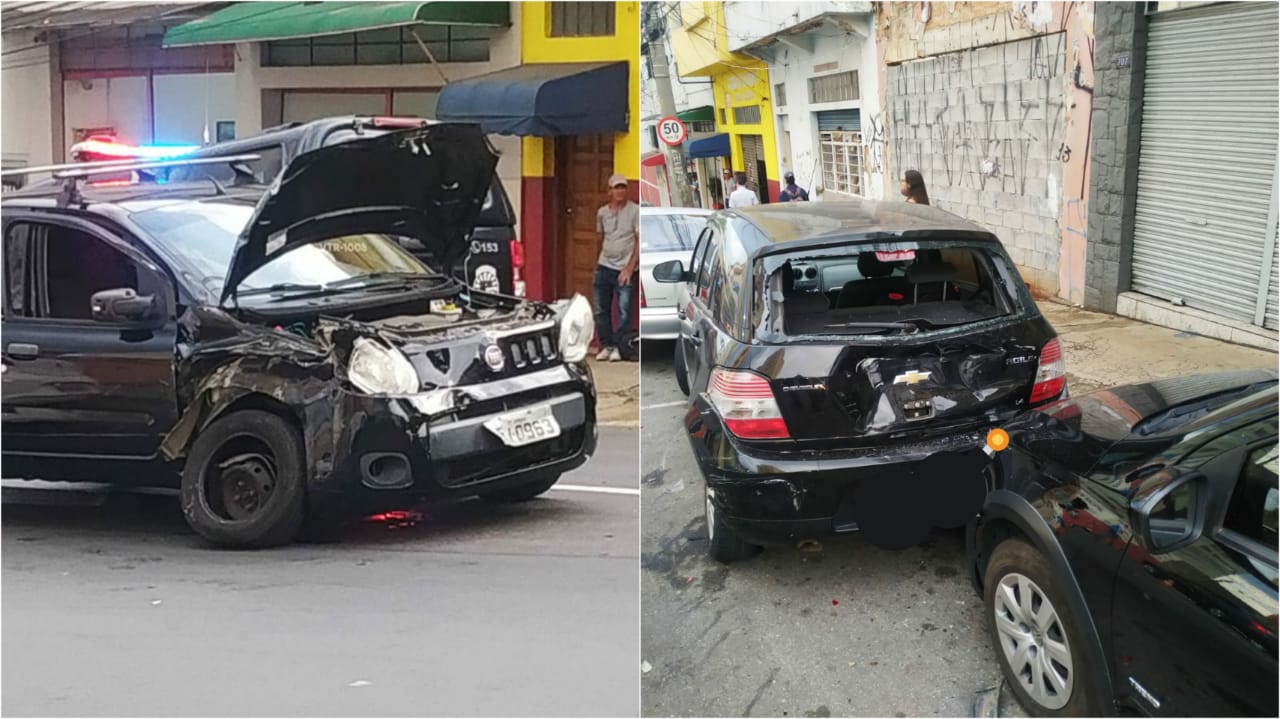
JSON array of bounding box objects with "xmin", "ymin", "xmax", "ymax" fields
[
  {"xmin": 886, "ymin": 36, "xmax": 1068, "ymax": 295},
  {"xmin": 1085, "ymin": 2, "xmax": 1148, "ymax": 313}
]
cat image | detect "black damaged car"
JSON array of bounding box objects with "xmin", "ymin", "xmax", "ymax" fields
[
  {"xmin": 968, "ymin": 370, "xmax": 1277, "ymax": 717},
  {"xmin": 1, "ymin": 124, "xmax": 598, "ymax": 547},
  {"xmin": 652, "ymin": 201, "xmax": 1065, "ymax": 562}
]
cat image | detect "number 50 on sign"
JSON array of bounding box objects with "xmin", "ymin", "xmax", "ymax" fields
[{"xmin": 657, "ymin": 116, "xmax": 687, "ymax": 146}]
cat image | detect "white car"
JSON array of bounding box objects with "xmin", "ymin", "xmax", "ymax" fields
[{"xmin": 639, "ymin": 207, "xmax": 712, "ymax": 340}]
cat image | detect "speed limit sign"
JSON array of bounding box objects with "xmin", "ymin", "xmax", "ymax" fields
[{"xmin": 657, "ymin": 116, "xmax": 687, "ymax": 146}]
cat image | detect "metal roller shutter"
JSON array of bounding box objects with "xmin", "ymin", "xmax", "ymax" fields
[
  {"xmin": 1265, "ymin": 230, "xmax": 1279, "ymax": 329},
  {"xmin": 741, "ymin": 134, "xmax": 764, "ymax": 196},
  {"xmin": 815, "ymin": 109, "xmax": 861, "ymax": 133},
  {"xmin": 1130, "ymin": 2, "xmax": 1280, "ymax": 325}
]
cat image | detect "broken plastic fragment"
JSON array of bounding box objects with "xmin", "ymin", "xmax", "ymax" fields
[
  {"xmin": 348, "ymin": 680, "xmax": 372, "ymax": 688},
  {"xmin": 832, "ymin": 599, "xmax": 839, "ymax": 606},
  {"xmin": 641, "ymin": 660, "xmax": 653, "ymax": 674}
]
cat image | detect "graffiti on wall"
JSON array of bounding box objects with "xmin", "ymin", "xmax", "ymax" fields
[{"xmin": 879, "ymin": 0, "xmax": 1095, "ymax": 303}]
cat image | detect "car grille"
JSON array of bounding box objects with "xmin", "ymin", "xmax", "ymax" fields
[{"xmin": 501, "ymin": 330, "xmax": 557, "ymax": 370}]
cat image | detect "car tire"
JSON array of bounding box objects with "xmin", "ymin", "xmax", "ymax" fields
[
  {"xmin": 180, "ymin": 410, "xmax": 307, "ymax": 548},
  {"xmin": 479, "ymin": 472, "xmax": 562, "ymax": 503},
  {"xmin": 705, "ymin": 486, "xmax": 760, "ymax": 563},
  {"xmin": 674, "ymin": 338, "xmax": 690, "ymax": 396},
  {"xmin": 983, "ymin": 539, "xmax": 1094, "ymax": 717}
]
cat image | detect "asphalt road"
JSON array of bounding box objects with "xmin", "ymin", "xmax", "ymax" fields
[
  {"xmin": 2, "ymin": 428, "xmax": 639, "ymax": 718},
  {"xmin": 638, "ymin": 341, "xmax": 1027, "ymax": 718}
]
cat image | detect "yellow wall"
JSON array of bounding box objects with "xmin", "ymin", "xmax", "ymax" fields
[
  {"xmin": 667, "ymin": 2, "xmax": 780, "ymax": 195},
  {"xmin": 519, "ymin": 1, "xmax": 639, "ymax": 179},
  {"xmin": 711, "ymin": 66, "xmax": 780, "ymax": 192}
]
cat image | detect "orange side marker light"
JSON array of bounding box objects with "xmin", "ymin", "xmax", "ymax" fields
[{"xmin": 984, "ymin": 428, "xmax": 1010, "ymax": 457}]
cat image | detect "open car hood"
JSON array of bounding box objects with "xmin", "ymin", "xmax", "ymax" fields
[{"xmin": 221, "ymin": 124, "xmax": 498, "ymax": 304}]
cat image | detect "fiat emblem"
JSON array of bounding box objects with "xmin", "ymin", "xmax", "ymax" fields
[{"xmin": 483, "ymin": 344, "xmax": 505, "ymax": 372}]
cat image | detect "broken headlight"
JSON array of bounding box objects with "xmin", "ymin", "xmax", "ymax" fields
[
  {"xmin": 557, "ymin": 293, "xmax": 594, "ymax": 363},
  {"xmin": 348, "ymin": 337, "xmax": 420, "ymax": 394}
]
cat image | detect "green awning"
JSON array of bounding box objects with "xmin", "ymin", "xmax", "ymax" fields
[
  {"xmin": 162, "ymin": 2, "xmax": 510, "ymax": 47},
  {"xmin": 677, "ymin": 105, "xmax": 715, "ymax": 124}
]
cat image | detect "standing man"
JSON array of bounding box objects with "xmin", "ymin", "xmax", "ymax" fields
[
  {"xmin": 593, "ymin": 173, "xmax": 640, "ymax": 362},
  {"xmin": 727, "ymin": 172, "xmax": 759, "ymax": 208},
  {"xmin": 720, "ymin": 167, "xmax": 735, "ymax": 202},
  {"xmin": 777, "ymin": 171, "xmax": 810, "ymax": 202}
]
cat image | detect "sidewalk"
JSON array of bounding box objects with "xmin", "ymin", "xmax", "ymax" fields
[
  {"xmin": 1039, "ymin": 299, "xmax": 1278, "ymax": 395},
  {"xmin": 590, "ymin": 357, "xmax": 640, "ymax": 428}
]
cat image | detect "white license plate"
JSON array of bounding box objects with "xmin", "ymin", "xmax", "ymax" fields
[{"xmin": 483, "ymin": 405, "xmax": 562, "ymax": 447}]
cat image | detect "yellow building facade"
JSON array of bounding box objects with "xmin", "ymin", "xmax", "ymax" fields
[
  {"xmin": 669, "ymin": 2, "xmax": 780, "ymax": 203},
  {"xmin": 518, "ymin": 1, "xmax": 640, "ymax": 302}
]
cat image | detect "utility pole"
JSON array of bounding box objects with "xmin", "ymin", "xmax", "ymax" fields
[{"xmin": 645, "ymin": 3, "xmax": 695, "ymax": 208}]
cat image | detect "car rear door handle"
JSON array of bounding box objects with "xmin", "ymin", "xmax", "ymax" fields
[{"xmin": 6, "ymin": 343, "xmax": 39, "ymax": 360}]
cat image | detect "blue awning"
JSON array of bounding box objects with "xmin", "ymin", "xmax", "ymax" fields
[
  {"xmin": 687, "ymin": 133, "xmax": 730, "ymax": 159},
  {"xmin": 436, "ymin": 61, "xmax": 628, "ymax": 137}
]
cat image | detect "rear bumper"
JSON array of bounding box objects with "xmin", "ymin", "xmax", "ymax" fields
[
  {"xmin": 687, "ymin": 397, "xmax": 992, "ymax": 545},
  {"xmin": 640, "ymin": 306, "xmax": 680, "ymax": 340},
  {"xmin": 311, "ymin": 363, "xmax": 597, "ymax": 515}
]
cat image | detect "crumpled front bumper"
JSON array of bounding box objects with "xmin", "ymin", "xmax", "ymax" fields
[{"xmin": 310, "ymin": 362, "xmax": 597, "ymax": 513}]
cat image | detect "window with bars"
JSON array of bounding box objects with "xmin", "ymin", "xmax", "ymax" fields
[
  {"xmin": 262, "ymin": 26, "xmax": 491, "ymax": 66},
  {"xmin": 809, "ymin": 71, "xmax": 859, "ymax": 103},
  {"xmin": 550, "ymin": 1, "xmax": 616, "ymax": 36},
  {"xmin": 732, "ymin": 105, "xmax": 761, "ymax": 124},
  {"xmin": 719, "ymin": 108, "xmax": 727, "ymax": 124},
  {"xmin": 690, "ymin": 120, "xmax": 716, "ymax": 133},
  {"xmin": 819, "ymin": 130, "xmax": 864, "ymax": 196},
  {"xmin": 774, "ymin": 83, "xmax": 787, "ymax": 107}
]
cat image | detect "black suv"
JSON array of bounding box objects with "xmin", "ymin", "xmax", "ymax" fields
[
  {"xmin": 968, "ymin": 370, "xmax": 1278, "ymax": 717},
  {"xmin": 1, "ymin": 124, "xmax": 598, "ymax": 547},
  {"xmin": 168, "ymin": 115, "xmax": 523, "ymax": 296},
  {"xmin": 652, "ymin": 201, "xmax": 1065, "ymax": 561}
]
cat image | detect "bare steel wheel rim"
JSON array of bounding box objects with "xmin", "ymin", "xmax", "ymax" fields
[
  {"xmin": 994, "ymin": 572, "xmax": 1074, "ymax": 710},
  {"xmin": 705, "ymin": 489, "xmax": 715, "ymax": 542}
]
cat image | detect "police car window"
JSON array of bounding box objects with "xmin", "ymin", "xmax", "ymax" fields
[
  {"xmin": 4, "ymin": 222, "xmax": 37, "ymax": 317},
  {"xmin": 41, "ymin": 224, "xmax": 140, "ymax": 320}
]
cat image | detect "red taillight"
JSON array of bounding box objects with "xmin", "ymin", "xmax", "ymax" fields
[
  {"xmin": 509, "ymin": 239, "xmax": 526, "ymax": 296},
  {"xmin": 1030, "ymin": 337, "xmax": 1066, "ymax": 404},
  {"xmin": 708, "ymin": 368, "xmax": 790, "ymax": 439},
  {"xmin": 639, "ymin": 279, "xmax": 647, "ymax": 308}
]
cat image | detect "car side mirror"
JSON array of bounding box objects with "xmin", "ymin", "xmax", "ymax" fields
[
  {"xmin": 91, "ymin": 288, "xmax": 159, "ymax": 324},
  {"xmin": 653, "ymin": 259, "xmax": 687, "ymax": 283},
  {"xmin": 1129, "ymin": 470, "xmax": 1206, "ymax": 554}
]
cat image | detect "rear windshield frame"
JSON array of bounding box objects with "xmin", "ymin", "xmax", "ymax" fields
[{"xmin": 750, "ymin": 237, "xmax": 1035, "ymax": 345}]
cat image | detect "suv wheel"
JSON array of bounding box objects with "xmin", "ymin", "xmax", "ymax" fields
[
  {"xmin": 705, "ymin": 486, "xmax": 759, "ymax": 563},
  {"xmin": 180, "ymin": 410, "xmax": 307, "ymax": 548},
  {"xmin": 674, "ymin": 338, "xmax": 690, "ymax": 396},
  {"xmin": 983, "ymin": 539, "xmax": 1093, "ymax": 716},
  {"xmin": 479, "ymin": 472, "xmax": 562, "ymax": 503}
]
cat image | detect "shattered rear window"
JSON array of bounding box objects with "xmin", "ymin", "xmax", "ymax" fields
[{"xmin": 755, "ymin": 241, "xmax": 1026, "ymax": 340}]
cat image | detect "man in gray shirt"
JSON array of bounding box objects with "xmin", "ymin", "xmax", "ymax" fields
[{"xmin": 593, "ymin": 173, "xmax": 640, "ymax": 362}]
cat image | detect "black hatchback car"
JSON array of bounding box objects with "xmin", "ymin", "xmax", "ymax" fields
[
  {"xmin": 968, "ymin": 370, "xmax": 1277, "ymax": 717},
  {"xmin": 652, "ymin": 201, "xmax": 1065, "ymax": 561},
  {"xmin": 167, "ymin": 115, "xmax": 523, "ymax": 296},
  {"xmin": 1, "ymin": 124, "xmax": 598, "ymax": 548}
]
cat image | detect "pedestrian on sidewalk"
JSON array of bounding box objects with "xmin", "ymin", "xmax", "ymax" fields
[
  {"xmin": 900, "ymin": 169, "xmax": 931, "ymax": 205},
  {"xmin": 778, "ymin": 171, "xmax": 810, "ymax": 202},
  {"xmin": 720, "ymin": 167, "xmax": 736, "ymax": 200},
  {"xmin": 728, "ymin": 172, "xmax": 759, "ymax": 208},
  {"xmin": 593, "ymin": 173, "xmax": 640, "ymax": 362}
]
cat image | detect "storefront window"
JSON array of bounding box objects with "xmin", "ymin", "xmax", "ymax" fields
[
  {"xmin": 263, "ymin": 26, "xmax": 491, "ymax": 66},
  {"xmin": 819, "ymin": 130, "xmax": 864, "ymax": 196}
]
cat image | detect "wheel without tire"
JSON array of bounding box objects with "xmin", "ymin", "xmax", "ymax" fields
[
  {"xmin": 983, "ymin": 538, "xmax": 1094, "ymax": 716},
  {"xmin": 705, "ymin": 486, "xmax": 760, "ymax": 563},
  {"xmin": 479, "ymin": 472, "xmax": 562, "ymax": 503},
  {"xmin": 674, "ymin": 338, "xmax": 690, "ymax": 396},
  {"xmin": 181, "ymin": 409, "xmax": 307, "ymax": 548}
]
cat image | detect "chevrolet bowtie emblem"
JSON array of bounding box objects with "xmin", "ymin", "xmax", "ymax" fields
[{"xmin": 894, "ymin": 370, "xmax": 932, "ymax": 385}]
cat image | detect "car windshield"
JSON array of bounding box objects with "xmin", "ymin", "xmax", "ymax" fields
[
  {"xmin": 757, "ymin": 243, "xmax": 1022, "ymax": 338},
  {"xmin": 130, "ymin": 201, "xmax": 434, "ymax": 300},
  {"xmin": 641, "ymin": 213, "xmax": 706, "ymax": 252}
]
